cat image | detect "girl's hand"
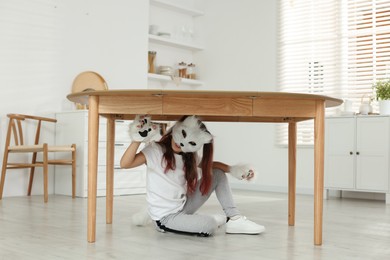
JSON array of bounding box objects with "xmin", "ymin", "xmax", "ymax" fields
[{"xmin": 229, "ymin": 164, "xmax": 256, "ymax": 181}]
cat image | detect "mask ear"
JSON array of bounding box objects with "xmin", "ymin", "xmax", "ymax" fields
[
  {"xmin": 198, "ymin": 130, "xmax": 213, "ymax": 144},
  {"xmin": 181, "ymin": 115, "xmax": 199, "ymax": 129}
]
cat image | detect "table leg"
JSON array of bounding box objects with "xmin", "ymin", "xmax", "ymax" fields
[
  {"xmin": 288, "ymin": 122, "xmax": 297, "ymax": 226},
  {"xmin": 314, "ymin": 101, "xmax": 325, "ymax": 245},
  {"xmin": 87, "ymin": 96, "xmax": 99, "ymax": 243},
  {"xmin": 106, "ymin": 117, "xmax": 115, "ymax": 224}
]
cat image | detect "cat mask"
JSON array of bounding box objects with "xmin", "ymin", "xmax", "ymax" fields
[{"xmin": 172, "ymin": 116, "xmax": 213, "ymax": 153}]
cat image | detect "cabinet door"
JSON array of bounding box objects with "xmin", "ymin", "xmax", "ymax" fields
[
  {"xmin": 55, "ymin": 111, "xmax": 147, "ymax": 197},
  {"xmin": 325, "ymin": 118, "xmax": 355, "ymax": 189},
  {"xmin": 356, "ymin": 117, "xmax": 389, "ymax": 191},
  {"xmin": 96, "ymin": 166, "xmax": 146, "ymax": 196}
]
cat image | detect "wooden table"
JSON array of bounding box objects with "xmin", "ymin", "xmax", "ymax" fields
[{"xmin": 67, "ymin": 90, "xmax": 342, "ymax": 245}]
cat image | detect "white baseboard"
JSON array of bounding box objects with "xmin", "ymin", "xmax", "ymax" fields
[
  {"xmin": 230, "ymin": 183, "xmax": 314, "ymax": 195},
  {"xmin": 231, "ymin": 183, "xmax": 388, "ymax": 203},
  {"xmin": 326, "ymin": 189, "xmax": 386, "ymax": 201}
]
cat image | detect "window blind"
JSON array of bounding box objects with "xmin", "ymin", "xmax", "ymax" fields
[
  {"xmin": 278, "ymin": 0, "xmax": 390, "ymax": 146},
  {"xmin": 278, "ymin": 0, "xmax": 342, "ymax": 146},
  {"xmin": 347, "ymin": 0, "xmax": 390, "ymax": 105}
]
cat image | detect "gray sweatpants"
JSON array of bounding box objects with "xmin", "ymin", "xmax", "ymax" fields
[{"xmin": 156, "ymin": 168, "xmax": 240, "ymax": 236}]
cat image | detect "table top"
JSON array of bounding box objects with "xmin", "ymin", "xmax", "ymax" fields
[
  {"xmin": 67, "ymin": 89, "xmax": 343, "ymax": 123},
  {"xmin": 68, "ymin": 89, "xmax": 342, "ymax": 107}
]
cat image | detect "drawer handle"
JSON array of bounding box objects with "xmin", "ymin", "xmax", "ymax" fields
[
  {"xmin": 115, "ymin": 143, "xmax": 125, "ymax": 146},
  {"xmin": 114, "ymin": 166, "xmax": 122, "ymax": 169}
]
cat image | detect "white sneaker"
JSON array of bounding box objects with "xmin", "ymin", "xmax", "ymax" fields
[
  {"xmin": 153, "ymin": 221, "xmax": 166, "ymax": 233},
  {"xmin": 225, "ymin": 216, "xmax": 265, "ymax": 234}
]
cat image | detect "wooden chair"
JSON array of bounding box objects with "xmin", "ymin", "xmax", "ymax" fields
[{"xmin": 0, "ymin": 114, "xmax": 76, "ymax": 202}]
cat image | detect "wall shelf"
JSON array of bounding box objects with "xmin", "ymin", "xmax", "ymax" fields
[
  {"xmin": 148, "ymin": 73, "xmax": 203, "ymax": 86},
  {"xmin": 148, "ymin": 34, "xmax": 203, "ymax": 51},
  {"xmin": 148, "ymin": 1, "xmax": 204, "ymax": 89},
  {"xmin": 150, "ymin": 0, "xmax": 204, "ymax": 17}
]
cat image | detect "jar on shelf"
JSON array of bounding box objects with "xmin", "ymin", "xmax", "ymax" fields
[
  {"xmin": 178, "ymin": 62, "xmax": 187, "ymax": 78},
  {"xmin": 187, "ymin": 63, "xmax": 196, "ymax": 79},
  {"xmin": 148, "ymin": 51, "xmax": 156, "ymax": 73}
]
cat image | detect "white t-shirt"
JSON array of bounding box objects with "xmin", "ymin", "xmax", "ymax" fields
[{"xmin": 141, "ymin": 142, "xmax": 187, "ymax": 220}]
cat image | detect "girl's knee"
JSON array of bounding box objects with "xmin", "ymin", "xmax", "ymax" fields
[
  {"xmin": 213, "ymin": 168, "xmax": 227, "ymax": 182},
  {"xmin": 213, "ymin": 168, "xmax": 225, "ymax": 175}
]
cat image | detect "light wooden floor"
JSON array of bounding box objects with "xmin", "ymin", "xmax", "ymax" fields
[{"xmin": 1, "ymin": 190, "xmax": 390, "ymax": 260}]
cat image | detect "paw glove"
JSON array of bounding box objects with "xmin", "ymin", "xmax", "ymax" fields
[
  {"xmin": 229, "ymin": 164, "xmax": 256, "ymax": 181},
  {"xmin": 129, "ymin": 115, "xmax": 160, "ymax": 142}
]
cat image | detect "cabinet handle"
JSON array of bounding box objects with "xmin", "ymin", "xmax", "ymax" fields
[
  {"xmin": 115, "ymin": 143, "xmax": 125, "ymax": 146},
  {"xmin": 349, "ymin": 151, "xmax": 353, "ymax": 155},
  {"xmin": 356, "ymin": 151, "xmax": 360, "ymax": 155}
]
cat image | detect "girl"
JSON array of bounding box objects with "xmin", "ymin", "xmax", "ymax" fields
[{"xmin": 120, "ymin": 115, "xmax": 265, "ymax": 236}]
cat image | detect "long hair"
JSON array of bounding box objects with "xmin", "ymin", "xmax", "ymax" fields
[{"xmin": 157, "ymin": 116, "xmax": 213, "ymax": 195}]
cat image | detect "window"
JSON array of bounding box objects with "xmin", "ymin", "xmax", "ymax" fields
[
  {"xmin": 278, "ymin": 0, "xmax": 390, "ymax": 146},
  {"xmin": 278, "ymin": 0, "xmax": 341, "ymax": 146},
  {"xmin": 347, "ymin": 0, "xmax": 390, "ymax": 101}
]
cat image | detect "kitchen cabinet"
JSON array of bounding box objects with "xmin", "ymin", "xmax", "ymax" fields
[
  {"xmin": 325, "ymin": 116, "xmax": 390, "ymax": 203},
  {"xmin": 54, "ymin": 111, "xmax": 146, "ymax": 197},
  {"xmin": 148, "ymin": 0, "xmax": 204, "ymax": 88}
]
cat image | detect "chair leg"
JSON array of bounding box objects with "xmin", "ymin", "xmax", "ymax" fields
[
  {"xmin": 0, "ymin": 150, "xmax": 10, "ymax": 200},
  {"xmin": 43, "ymin": 144, "xmax": 48, "ymax": 203},
  {"xmin": 71, "ymin": 144, "xmax": 76, "ymax": 198},
  {"xmin": 27, "ymin": 152, "xmax": 38, "ymax": 196}
]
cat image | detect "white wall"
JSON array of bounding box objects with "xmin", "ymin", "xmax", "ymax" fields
[
  {"xmin": 58, "ymin": 0, "xmax": 148, "ymax": 92},
  {"xmin": 0, "ymin": 0, "xmax": 65, "ymax": 197},
  {"xmin": 0, "ymin": 0, "xmax": 148, "ymax": 197},
  {"xmin": 195, "ymin": 0, "xmax": 277, "ymax": 91}
]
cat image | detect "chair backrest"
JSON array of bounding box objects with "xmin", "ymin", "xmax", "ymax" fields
[
  {"xmin": 72, "ymin": 71, "xmax": 108, "ymax": 93},
  {"xmin": 5, "ymin": 114, "xmax": 57, "ymax": 148}
]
